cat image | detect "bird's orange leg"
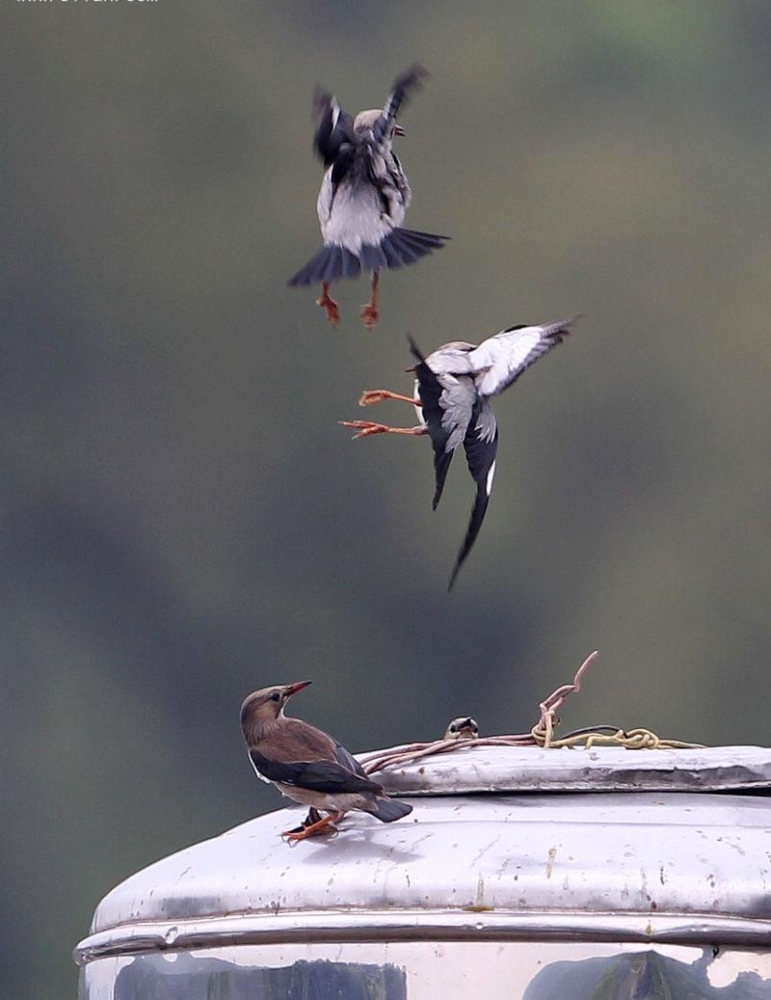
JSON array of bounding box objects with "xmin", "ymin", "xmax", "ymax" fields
[
  {"xmin": 283, "ymin": 811, "xmax": 345, "ymax": 842},
  {"xmin": 339, "ymin": 420, "xmax": 427, "ymax": 440},
  {"xmin": 316, "ymin": 282, "xmax": 340, "ymax": 326},
  {"xmin": 282, "ymin": 807, "xmax": 322, "ymax": 836},
  {"xmin": 360, "ymin": 272, "xmax": 380, "ymax": 329},
  {"xmin": 358, "ymin": 389, "xmax": 420, "ymax": 407}
]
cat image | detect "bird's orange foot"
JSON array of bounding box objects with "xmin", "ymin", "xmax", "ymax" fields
[
  {"xmin": 317, "ymin": 288, "xmax": 340, "ymax": 326},
  {"xmin": 283, "ymin": 807, "xmax": 322, "ymax": 837},
  {"xmin": 358, "ymin": 390, "xmax": 392, "ymax": 407},
  {"xmin": 339, "ymin": 420, "xmax": 394, "ymax": 439},
  {"xmin": 360, "ymin": 302, "xmax": 379, "ymax": 329},
  {"xmin": 282, "ymin": 811, "xmax": 344, "ymax": 842},
  {"xmin": 339, "ymin": 420, "xmax": 425, "ymax": 440},
  {"xmin": 358, "ymin": 389, "xmax": 419, "ymax": 407}
]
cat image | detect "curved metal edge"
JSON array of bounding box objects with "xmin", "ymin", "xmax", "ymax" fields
[
  {"xmin": 74, "ymin": 910, "xmax": 771, "ymax": 966},
  {"xmin": 368, "ymin": 745, "xmax": 771, "ymax": 794},
  {"xmin": 380, "ymin": 778, "xmax": 771, "ymax": 794}
]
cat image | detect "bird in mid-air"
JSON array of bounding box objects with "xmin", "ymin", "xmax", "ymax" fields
[
  {"xmin": 241, "ymin": 681, "xmax": 413, "ymax": 841},
  {"xmin": 341, "ymin": 318, "xmax": 576, "ymax": 589},
  {"xmin": 288, "ymin": 65, "xmax": 449, "ymax": 330},
  {"xmin": 444, "ymin": 716, "xmax": 480, "ymax": 740}
]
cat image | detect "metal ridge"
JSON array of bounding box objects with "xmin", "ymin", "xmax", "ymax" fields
[
  {"xmin": 370, "ymin": 744, "xmax": 771, "ymax": 794},
  {"xmin": 75, "ymin": 909, "xmax": 771, "ymax": 966}
]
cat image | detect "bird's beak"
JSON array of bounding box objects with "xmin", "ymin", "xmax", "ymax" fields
[
  {"xmin": 284, "ymin": 680, "xmax": 312, "ymax": 698},
  {"xmin": 393, "ymin": 122, "xmax": 405, "ymax": 137}
]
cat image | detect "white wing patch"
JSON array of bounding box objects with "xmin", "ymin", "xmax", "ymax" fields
[
  {"xmin": 250, "ymin": 758, "xmax": 271, "ymax": 785},
  {"xmin": 485, "ymin": 460, "xmax": 497, "ymax": 498}
]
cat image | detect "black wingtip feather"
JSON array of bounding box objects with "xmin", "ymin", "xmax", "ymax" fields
[
  {"xmin": 407, "ymin": 335, "xmax": 457, "ymax": 512},
  {"xmin": 432, "ymin": 452, "xmax": 453, "ymax": 510},
  {"xmin": 448, "ymin": 487, "xmax": 492, "ymax": 592},
  {"xmin": 407, "ymin": 334, "xmax": 427, "ymax": 365}
]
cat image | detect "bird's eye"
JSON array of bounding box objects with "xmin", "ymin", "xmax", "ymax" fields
[
  {"xmin": 450, "ymin": 725, "xmax": 458, "ymax": 733},
  {"xmin": 270, "ymin": 692, "xmax": 281, "ymax": 702}
]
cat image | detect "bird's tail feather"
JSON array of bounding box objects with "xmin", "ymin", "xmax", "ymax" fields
[
  {"xmin": 369, "ymin": 797, "xmax": 413, "ymax": 823},
  {"xmin": 287, "ymin": 246, "xmax": 362, "ymax": 286},
  {"xmin": 381, "ymin": 227, "xmax": 449, "ymax": 268},
  {"xmin": 360, "ymin": 229, "xmax": 449, "ymax": 272},
  {"xmin": 289, "ymin": 230, "xmax": 449, "ymax": 286}
]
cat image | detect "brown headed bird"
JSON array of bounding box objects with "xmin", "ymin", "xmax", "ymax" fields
[{"xmin": 241, "ymin": 681, "xmax": 413, "ymax": 841}]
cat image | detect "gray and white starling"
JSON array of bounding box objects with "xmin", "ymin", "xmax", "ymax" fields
[
  {"xmin": 341, "ymin": 319, "xmax": 575, "ymax": 588},
  {"xmin": 288, "ymin": 66, "xmax": 449, "ymax": 329},
  {"xmin": 241, "ymin": 681, "xmax": 413, "ymax": 841}
]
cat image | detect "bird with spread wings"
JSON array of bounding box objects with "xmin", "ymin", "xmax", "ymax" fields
[
  {"xmin": 288, "ymin": 66, "xmax": 449, "ymax": 329},
  {"xmin": 341, "ymin": 319, "xmax": 576, "ymax": 588}
]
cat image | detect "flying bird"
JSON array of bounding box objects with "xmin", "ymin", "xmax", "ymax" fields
[
  {"xmin": 288, "ymin": 66, "xmax": 449, "ymax": 329},
  {"xmin": 340, "ymin": 318, "xmax": 576, "ymax": 588},
  {"xmin": 241, "ymin": 680, "xmax": 413, "ymax": 841},
  {"xmin": 444, "ymin": 717, "xmax": 480, "ymax": 740}
]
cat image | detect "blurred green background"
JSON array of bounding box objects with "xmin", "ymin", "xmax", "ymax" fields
[{"xmin": 3, "ymin": 0, "xmax": 771, "ymax": 995}]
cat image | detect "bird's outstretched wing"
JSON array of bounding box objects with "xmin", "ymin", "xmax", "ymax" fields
[
  {"xmin": 312, "ymin": 88, "xmax": 356, "ymax": 168},
  {"xmin": 469, "ymin": 319, "xmax": 574, "ymax": 398},
  {"xmin": 372, "ymin": 65, "xmax": 428, "ymax": 147},
  {"xmin": 409, "ymin": 336, "xmax": 475, "ymax": 510},
  {"xmin": 250, "ymin": 748, "xmax": 383, "ymax": 795},
  {"xmin": 449, "ymin": 401, "xmax": 499, "ymax": 590}
]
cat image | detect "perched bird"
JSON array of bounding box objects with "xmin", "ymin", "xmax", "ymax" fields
[
  {"xmin": 288, "ymin": 66, "xmax": 449, "ymax": 329},
  {"xmin": 241, "ymin": 681, "xmax": 413, "ymax": 841},
  {"xmin": 444, "ymin": 717, "xmax": 480, "ymax": 740},
  {"xmin": 340, "ymin": 318, "xmax": 576, "ymax": 588}
]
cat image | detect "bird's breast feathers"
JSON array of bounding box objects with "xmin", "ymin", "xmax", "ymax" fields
[{"xmin": 317, "ymin": 158, "xmax": 407, "ymax": 251}]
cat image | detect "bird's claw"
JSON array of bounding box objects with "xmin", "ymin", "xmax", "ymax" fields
[
  {"xmin": 360, "ymin": 303, "xmax": 379, "ymax": 329},
  {"xmin": 281, "ymin": 810, "xmax": 345, "ymax": 843},
  {"xmin": 339, "ymin": 420, "xmax": 392, "ymax": 439},
  {"xmin": 316, "ymin": 289, "xmax": 340, "ymax": 326}
]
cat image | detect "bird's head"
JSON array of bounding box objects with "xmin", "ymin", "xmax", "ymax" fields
[
  {"xmin": 240, "ymin": 681, "xmax": 312, "ymax": 738},
  {"xmin": 354, "ymin": 109, "xmax": 405, "ymax": 137},
  {"xmin": 444, "ymin": 717, "xmax": 480, "ymax": 741}
]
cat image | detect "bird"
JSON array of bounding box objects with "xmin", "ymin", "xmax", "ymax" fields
[
  {"xmin": 288, "ymin": 66, "xmax": 449, "ymax": 330},
  {"xmin": 340, "ymin": 318, "xmax": 576, "ymax": 588},
  {"xmin": 444, "ymin": 717, "xmax": 480, "ymax": 740},
  {"xmin": 240, "ymin": 680, "xmax": 413, "ymax": 841}
]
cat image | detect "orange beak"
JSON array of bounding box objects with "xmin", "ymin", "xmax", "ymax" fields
[{"xmin": 285, "ymin": 680, "xmax": 312, "ymax": 697}]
